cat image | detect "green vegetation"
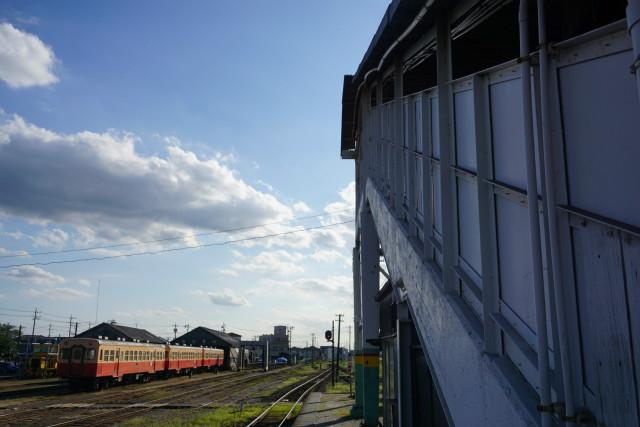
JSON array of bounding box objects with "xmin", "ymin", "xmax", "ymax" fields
[
  {"xmin": 123, "ymin": 402, "xmax": 303, "ymax": 427},
  {"xmin": 325, "ymin": 379, "xmax": 352, "ymax": 394},
  {"xmin": 0, "ymin": 323, "xmax": 18, "ymax": 360}
]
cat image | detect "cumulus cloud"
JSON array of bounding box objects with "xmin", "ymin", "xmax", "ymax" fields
[
  {"xmin": 0, "ymin": 23, "xmax": 58, "ymax": 88},
  {"xmin": 0, "ymin": 115, "xmax": 292, "ymax": 244},
  {"xmin": 0, "ymin": 247, "xmax": 28, "ymax": 257},
  {"xmin": 5, "ymin": 265, "xmax": 65, "ymax": 285},
  {"xmin": 230, "ymin": 250, "xmax": 304, "ymax": 276},
  {"xmin": 197, "ymin": 289, "xmax": 248, "ymax": 307},
  {"xmin": 293, "ymin": 201, "xmax": 312, "ymax": 213},
  {"xmin": 115, "ymin": 306, "xmax": 188, "ymax": 319},
  {"xmin": 26, "ymin": 286, "xmax": 91, "ymax": 300},
  {"xmin": 261, "ymin": 275, "xmax": 352, "ymax": 299}
]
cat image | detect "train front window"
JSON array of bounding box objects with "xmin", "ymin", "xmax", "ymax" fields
[
  {"xmin": 86, "ymin": 349, "xmax": 96, "ymax": 361},
  {"xmin": 72, "ymin": 348, "xmax": 83, "ymax": 360},
  {"xmin": 61, "ymin": 348, "xmax": 71, "ymax": 361}
]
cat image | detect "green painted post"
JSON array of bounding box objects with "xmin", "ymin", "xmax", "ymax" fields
[
  {"xmin": 355, "ymin": 349, "xmax": 379, "ymax": 426},
  {"xmin": 351, "ymin": 350, "xmax": 364, "ymax": 418}
]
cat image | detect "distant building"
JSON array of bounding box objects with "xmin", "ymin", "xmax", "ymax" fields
[
  {"xmin": 172, "ymin": 326, "xmax": 240, "ymax": 370},
  {"xmin": 259, "ymin": 325, "xmax": 289, "ymax": 359},
  {"xmin": 76, "ymin": 322, "xmax": 165, "ymax": 344}
]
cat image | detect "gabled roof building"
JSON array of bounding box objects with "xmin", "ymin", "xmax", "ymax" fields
[{"xmin": 76, "ymin": 322, "xmax": 166, "ymax": 344}]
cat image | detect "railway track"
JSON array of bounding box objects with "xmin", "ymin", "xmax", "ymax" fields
[
  {"xmin": 247, "ymin": 369, "xmax": 331, "ymax": 427},
  {"xmin": 0, "ymin": 368, "xmax": 270, "ymax": 426},
  {"xmin": 2, "ymin": 366, "xmax": 297, "ymax": 426}
]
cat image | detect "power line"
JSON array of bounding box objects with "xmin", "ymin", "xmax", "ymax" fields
[
  {"xmin": 0, "ymin": 220, "xmax": 354, "ymax": 269},
  {"xmin": 0, "ymin": 209, "xmax": 353, "ymax": 259}
]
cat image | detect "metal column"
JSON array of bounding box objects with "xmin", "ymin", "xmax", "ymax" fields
[{"xmin": 356, "ymin": 205, "xmax": 380, "ymax": 427}]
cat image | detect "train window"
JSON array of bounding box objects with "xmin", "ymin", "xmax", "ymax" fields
[
  {"xmin": 73, "ymin": 348, "xmax": 83, "ymax": 360},
  {"xmin": 125, "ymin": 351, "xmax": 129, "ymax": 361},
  {"xmin": 116, "ymin": 350, "xmax": 119, "ymax": 359},
  {"xmin": 87, "ymin": 349, "xmax": 95, "ymax": 361},
  {"xmin": 61, "ymin": 348, "xmax": 71, "ymax": 360}
]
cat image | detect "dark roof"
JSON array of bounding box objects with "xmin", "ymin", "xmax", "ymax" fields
[
  {"xmin": 341, "ymin": 75, "xmax": 356, "ymax": 155},
  {"xmin": 352, "ymin": 0, "xmax": 430, "ymax": 86},
  {"xmin": 76, "ymin": 322, "xmax": 166, "ymax": 344},
  {"xmin": 175, "ymin": 326, "xmax": 240, "ymax": 347}
]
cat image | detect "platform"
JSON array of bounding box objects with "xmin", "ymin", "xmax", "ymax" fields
[{"xmin": 293, "ymin": 391, "xmax": 360, "ymax": 427}]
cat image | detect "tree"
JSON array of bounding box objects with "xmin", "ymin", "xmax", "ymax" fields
[{"xmin": 0, "ymin": 323, "xmax": 19, "ymax": 360}]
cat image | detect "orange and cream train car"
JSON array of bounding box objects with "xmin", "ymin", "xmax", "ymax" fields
[{"xmin": 57, "ymin": 338, "xmax": 224, "ymax": 389}]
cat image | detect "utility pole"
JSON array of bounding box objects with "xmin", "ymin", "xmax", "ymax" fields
[
  {"xmin": 348, "ymin": 324, "xmax": 353, "ymax": 397},
  {"xmin": 74, "ymin": 322, "xmax": 78, "ymax": 336},
  {"xmin": 173, "ymin": 323, "xmax": 178, "ymax": 340},
  {"xmin": 29, "ymin": 308, "xmax": 40, "ymax": 355},
  {"xmin": 68, "ymin": 315, "xmax": 75, "ymax": 338},
  {"xmin": 311, "ymin": 333, "xmax": 315, "ymax": 368},
  {"xmin": 287, "ymin": 325, "xmax": 294, "ymax": 364},
  {"xmin": 331, "ymin": 320, "xmax": 335, "ymax": 387},
  {"xmin": 336, "ymin": 314, "xmax": 343, "ymax": 384},
  {"xmin": 48, "ymin": 323, "xmax": 52, "ymax": 339},
  {"xmin": 184, "ymin": 324, "xmax": 190, "ymax": 333}
]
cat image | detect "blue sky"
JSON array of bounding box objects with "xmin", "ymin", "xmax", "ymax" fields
[{"xmin": 0, "ymin": 1, "xmax": 388, "ymax": 345}]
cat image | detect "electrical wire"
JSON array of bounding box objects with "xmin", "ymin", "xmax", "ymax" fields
[
  {"xmin": 0, "ymin": 220, "xmax": 354, "ymax": 269},
  {"xmin": 0, "ymin": 209, "xmax": 353, "ymax": 259}
]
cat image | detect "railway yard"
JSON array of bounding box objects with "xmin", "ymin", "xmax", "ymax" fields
[{"xmin": 0, "ymin": 364, "xmax": 330, "ymax": 426}]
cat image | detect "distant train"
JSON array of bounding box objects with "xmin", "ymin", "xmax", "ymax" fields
[{"xmin": 57, "ymin": 338, "xmax": 224, "ymax": 389}]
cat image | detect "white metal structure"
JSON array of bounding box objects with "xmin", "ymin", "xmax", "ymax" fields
[{"xmin": 342, "ymin": 1, "xmax": 640, "ymax": 426}]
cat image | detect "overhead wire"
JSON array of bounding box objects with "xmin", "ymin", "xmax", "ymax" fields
[
  {"xmin": 0, "ymin": 220, "xmax": 354, "ymax": 269},
  {"xmin": 0, "ymin": 209, "xmax": 353, "ymax": 259}
]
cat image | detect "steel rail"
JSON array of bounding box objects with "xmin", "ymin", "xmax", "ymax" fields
[
  {"xmin": 277, "ymin": 371, "xmax": 331, "ymax": 427},
  {"xmin": 44, "ymin": 368, "xmax": 290, "ymax": 427},
  {"xmin": 0, "ymin": 368, "xmax": 251, "ymax": 422},
  {"xmin": 246, "ymin": 369, "xmax": 330, "ymax": 427}
]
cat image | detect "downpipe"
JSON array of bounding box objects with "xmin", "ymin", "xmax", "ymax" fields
[
  {"xmin": 536, "ymin": 0, "xmax": 576, "ymax": 423},
  {"xmin": 518, "ymin": 2, "xmax": 552, "ymax": 426},
  {"xmin": 628, "ymin": 0, "xmax": 640, "ymax": 100}
]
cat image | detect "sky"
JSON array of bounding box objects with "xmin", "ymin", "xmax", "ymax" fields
[{"xmin": 0, "ymin": 1, "xmax": 389, "ymax": 346}]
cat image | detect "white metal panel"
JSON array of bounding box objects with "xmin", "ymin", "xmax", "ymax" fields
[
  {"xmin": 559, "ymin": 49, "xmax": 640, "ymax": 228},
  {"xmin": 416, "ymin": 157, "xmax": 424, "ymax": 216},
  {"xmin": 431, "ymin": 97, "xmax": 440, "ymax": 159},
  {"xmin": 415, "ymin": 98, "xmax": 423, "ymax": 153},
  {"xmin": 495, "ymin": 195, "xmax": 536, "ymax": 334},
  {"xmin": 457, "ymin": 178, "xmax": 482, "ymax": 275},
  {"xmin": 622, "ymin": 235, "xmax": 640, "ymax": 413},
  {"xmin": 433, "ymin": 163, "xmax": 442, "ymax": 235},
  {"xmin": 490, "ymin": 78, "xmax": 526, "ymax": 189},
  {"xmin": 572, "ymin": 222, "xmax": 639, "ymax": 427},
  {"xmin": 454, "ymin": 89, "xmax": 477, "ymax": 172},
  {"xmin": 403, "ymin": 101, "xmax": 410, "ymax": 148}
]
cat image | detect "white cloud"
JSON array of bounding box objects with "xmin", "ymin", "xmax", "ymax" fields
[
  {"xmin": 203, "ymin": 289, "xmax": 248, "ymax": 307},
  {"xmin": 230, "ymin": 250, "xmax": 304, "ymax": 276},
  {"xmin": 32, "ymin": 228, "xmax": 69, "ymax": 248},
  {"xmin": 115, "ymin": 306, "xmax": 188, "ymax": 319},
  {"xmin": 293, "ymin": 201, "xmax": 312, "ymax": 213},
  {"xmin": 0, "ymin": 23, "xmax": 58, "ymax": 88},
  {"xmin": 5, "ymin": 265, "xmax": 65, "ymax": 285},
  {"xmin": 263, "ymin": 275, "xmax": 352, "ymax": 298},
  {"xmin": 0, "ymin": 115, "xmax": 293, "ymax": 244},
  {"xmin": 0, "ymin": 247, "xmax": 28, "ymax": 257},
  {"xmin": 26, "ymin": 286, "xmax": 90, "ymax": 300},
  {"xmin": 309, "ymin": 249, "xmax": 345, "ymax": 263},
  {"xmin": 219, "ymin": 268, "xmax": 239, "ymax": 277},
  {"xmin": 256, "ymin": 179, "xmax": 274, "ymax": 192},
  {"xmin": 76, "ymin": 278, "xmax": 91, "ymax": 287}
]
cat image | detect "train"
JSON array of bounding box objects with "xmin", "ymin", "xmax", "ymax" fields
[
  {"xmin": 57, "ymin": 338, "xmax": 224, "ymax": 389},
  {"xmin": 26, "ymin": 342, "xmax": 59, "ymax": 378}
]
